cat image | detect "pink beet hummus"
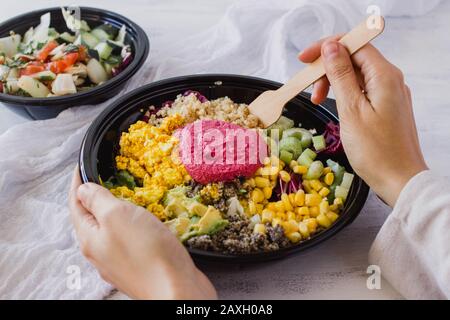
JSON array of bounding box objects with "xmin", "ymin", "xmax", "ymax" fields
[{"xmin": 176, "ymin": 120, "xmax": 268, "ymax": 184}]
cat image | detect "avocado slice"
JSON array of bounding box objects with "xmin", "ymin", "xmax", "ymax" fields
[{"xmin": 165, "ymin": 217, "xmax": 191, "ymax": 237}]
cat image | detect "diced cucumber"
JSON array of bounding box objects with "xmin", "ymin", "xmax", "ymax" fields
[
  {"xmin": 297, "ymin": 148, "xmax": 317, "ymax": 167},
  {"xmin": 91, "ymin": 28, "xmax": 112, "ymax": 42},
  {"xmin": 94, "ymin": 42, "xmax": 113, "ymax": 60},
  {"xmin": 298, "ymin": 128, "xmax": 312, "ymax": 148},
  {"xmin": 51, "ymin": 73, "xmax": 77, "ymax": 96},
  {"xmin": 87, "ymin": 58, "xmax": 108, "ymax": 84},
  {"xmin": 312, "ymin": 135, "xmax": 326, "ymax": 151},
  {"xmin": 302, "ymin": 148, "xmax": 317, "ymax": 160},
  {"xmin": 31, "ymin": 71, "xmax": 56, "ymax": 81},
  {"xmin": 18, "ymin": 76, "xmax": 50, "ymax": 97},
  {"xmin": 102, "ymin": 62, "xmax": 113, "ymax": 76},
  {"xmin": 57, "ymin": 32, "xmax": 76, "ymax": 44},
  {"xmin": 79, "ymin": 32, "xmax": 99, "ymax": 49},
  {"xmin": 279, "ymin": 150, "xmax": 293, "ymax": 165},
  {"xmin": 282, "ymin": 128, "xmax": 303, "ymax": 140},
  {"xmin": 103, "ymin": 55, "xmax": 122, "ymax": 66},
  {"xmin": 279, "ymin": 136, "xmax": 302, "ymax": 159},
  {"xmin": 266, "ymin": 115, "xmax": 295, "ymax": 139},
  {"xmin": 341, "ymin": 172, "xmax": 354, "ymax": 190},
  {"xmin": 304, "ymin": 160, "xmax": 324, "ymax": 180},
  {"xmin": 335, "ymin": 186, "xmax": 349, "ymax": 202},
  {"xmin": 106, "ymin": 39, "xmax": 124, "ymax": 54},
  {"xmin": 297, "ymin": 152, "xmax": 313, "ymax": 167},
  {"xmin": 0, "ymin": 34, "xmax": 21, "ymax": 58}
]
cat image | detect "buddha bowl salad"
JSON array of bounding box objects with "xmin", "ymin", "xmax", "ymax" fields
[
  {"xmin": 0, "ymin": 9, "xmax": 133, "ymax": 97},
  {"xmin": 104, "ymin": 91, "xmax": 354, "ymax": 254}
]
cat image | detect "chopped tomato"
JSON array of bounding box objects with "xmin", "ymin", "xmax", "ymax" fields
[
  {"xmin": 46, "ymin": 60, "xmax": 68, "ymax": 74},
  {"xmin": 46, "ymin": 52, "xmax": 79, "ymax": 74},
  {"xmin": 63, "ymin": 52, "xmax": 79, "ymax": 66},
  {"xmin": 20, "ymin": 64, "xmax": 45, "ymax": 76},
  {"xmin": 36, "ymin": 40, "xmax": 58, "ymax": 62}
]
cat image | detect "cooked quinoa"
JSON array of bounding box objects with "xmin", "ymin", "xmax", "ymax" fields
[{"xmin": 147, "ymin": 93, "xmax": 261, "ymax": 129}]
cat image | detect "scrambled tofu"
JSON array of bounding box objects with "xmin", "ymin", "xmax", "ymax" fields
[{"xmin": 110, "ymin": 114, "xmax": 191, "ymax": 220}]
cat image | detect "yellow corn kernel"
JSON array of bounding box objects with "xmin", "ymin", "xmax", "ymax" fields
[
  {"xmin": 287, "ymin": 232, "xmax": 302, "ymax": 243},
  {"xmin": 310, "ymin": 189, "xmax": 319, "ymax": 195},
  {"xmin": 326, "ymin": 212, "xmax": 339, "ymax": 223},
  {"xmin": 293, "ymin": 165, "xmax": 308, "ymax": 175},
  {"xmin": 302, "ymin": 215, "xmax": 311, "ymax": 220},
  {"xmin": 284, "ymin": 219, "xmax": 299, "ymax": 233},
  {"xmin": 289, "ymin": 160, "xmax": 298, "ymax": 169},
  {"xmin": 296, "ymin": 206, "xmax": 310, "ymax": 216},
  {"xmin": 266, "ymin": 202, "xmax": 277, "ymax": 211},
  {"xmin": 255, "ymin": 177, "xmax": 270, "ymax": 188},
  {"xmin": 253, "ymin": 223, "xmax": 266, "ymax": 235},
  {"xmin": 256, "ymin": 204, "xmax": 264, "ymax": 214},
  {"xmin": 304, "ymin": 218, "xmax": 318, "ymax": 233},
  {"xmin": 324, "ymin": 172, "xmax": 334, "ymax": 186},
  {"xmin": 261, "ymin": 210, "xmax": 273, "ymax": 223},
  {"xmin": 262, "ymin": 186, "xmax": 272, "ymax": 199},
  {"xmin": 255, "ymin": 167, "xmax": 264, "ymax": 176},
  {"xmin": 329, "ymin": 204, "xmax": 339, "ymax": 212},
  {"xmin": 279, "ymin": 170, "xmax": 291, "ymax": 182},
  {"xmin": 288, "ymin": 193, "xmax": 296, "ymax": 205},
  {"xmin": 246, "ymin": 178, "xmax": 256, "ymax": 188},
  {"xmin": 323, "ymin": 167, "xmax": 332, "ymax": 175},
  {"xmin": 277, "ymin": 212, "xmax": 287, "ymax": 220},
  {"xmin": 263, "ymin": 156, "xmax": 272, "ymax": 166},
  {"xmin": 317, "ymin": 213, "xmax": 332, "ymax": 228},
  {"xmin": 305, "ymin": 193, "xmax": 322, "ymax": 207},
  {"xmin": 302, "ymin": 180, "xmax": 313, "ymax": 193},
  {"xmin": 294, "ymin": 189, "xmax": 305, "ymax": 206},
  {"xmin": 272, "ymin": 218, "xmax": 282, "ymax": 227},
  {"xmin": 270, "ymin": 155, "xmax": 280, "ymax": 166},
  {"xmin": 310, "ymin": 179, "xmax": 323, "ymax": 191},
  {"xmin": 310, "ymin": 206, "xmax": 320, "ymax": 217},
  {"xmin": 274, "ymin": 201, "xmax": 285, "ymax": 213},
  {"xmin": 251, "ymin": 188, "xmax": 265, "ymax": 203},
  {"xmin": 298, "ymin": 221, "xmax": 310, "ymax": 238},
  {"xmin": 248, "ymin": 201, "xmax": 257, "ymax": 215},
  {"xmin": 281, "ymin": 193, "xmax": 294, "ymax": 212},
  {"xmin": 319, "ymin": 200, "xmax": 329, "ymax": 215},
  {"xmin": 287, "ymin": 211, "xmax": 296, "ymax": 221},
  {"xmin": 279, "ymin": 160, "xmax": 286, "ymax": 169},
  {"xmin": 334, "ymin": 197, "xmax": 343, "ymax": 207},
  {"xmin": 319, "ymin": 187, "xmax": 330, "ymax": 197}
]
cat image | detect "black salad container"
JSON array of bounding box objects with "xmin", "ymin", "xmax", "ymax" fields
[
  {"xmin": 0, "ymin": 7, "xmax": 149, "ymax": 120},
  {"xmin": 79, "ymin": 74, "xmax": 370, "ymax": 263}
]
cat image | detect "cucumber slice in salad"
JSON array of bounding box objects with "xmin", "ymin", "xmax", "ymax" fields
[
  {"xmin": 74, "ymin": 32, "xmax": 99, "ymax": 49},
  {"xmin": 17, "ymin": 76, "xmax": 50, "ymax": 97},
  {"xmin": 57, "ymin": 32, "xmax": 76, "ymax": 44},
  {"xmin": 94, "ymin": 42, "xmax": 113, "ymax": 60},
  {"xmin": 31, "ymin": 71, "xmax": 56, "ymax": 81},
  {"xmin": 87, "ymin": 59, "xmax": 108, "ymax": 84}
]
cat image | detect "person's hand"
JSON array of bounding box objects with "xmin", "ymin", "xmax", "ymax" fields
[
  {"xmin": 298, "ymin": 38, "xmax": 428, "ymax": 206},
  {"xmin": 68, "ymin": 167, "xmax": 217, "ymax": 299}
]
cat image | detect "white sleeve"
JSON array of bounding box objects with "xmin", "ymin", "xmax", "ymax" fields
[{"xmin": 369, "ymin": 170, "xmax": 450, "ymax": 299}]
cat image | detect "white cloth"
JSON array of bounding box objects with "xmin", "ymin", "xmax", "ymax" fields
[
  {"xmin": 0, "ymin": 0, "xmax": 441, "ymax": 299},
  {"xmin": 369, "ymin": 170, "xmax": 450, "ymax": 300}
]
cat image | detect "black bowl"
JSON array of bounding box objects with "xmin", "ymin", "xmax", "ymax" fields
[
  {"xmin": 79, "ymin": 74, "xmax": 370, "ymax": 263},
  {"xmin": 0, "ymin": 7, "xmax": 149, "ymax": 120}
]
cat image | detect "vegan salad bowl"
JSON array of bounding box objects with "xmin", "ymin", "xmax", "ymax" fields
[
  {"xmin": 0, "ymin": 7, "xmax": 149, "ymax": 119},
  {"xmin": 79, "ymin": 74, "xmax": 370, "ymax": 263}
]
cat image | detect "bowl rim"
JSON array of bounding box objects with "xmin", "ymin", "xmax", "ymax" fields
[
  {"xmin": 79, "ymin": 73, "xmax": 370, "ymax": 263},
  {"xmin": 0, "ymin": 6, "xmax": 149, "ymax": 106}
]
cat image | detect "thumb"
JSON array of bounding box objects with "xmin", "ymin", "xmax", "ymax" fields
[{"xmin": 321, "ymin": 40, "xmax": 365, "ymax": 111}]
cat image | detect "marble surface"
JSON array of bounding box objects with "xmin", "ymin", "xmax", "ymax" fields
[{"xmin": 2, "ymin": 0, "xmax": 450, "ymax": 300}]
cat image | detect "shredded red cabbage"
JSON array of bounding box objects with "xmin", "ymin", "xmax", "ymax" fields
[
  {"xmin": 274, "ymin": 172, "xmax": 303, "ymax": 200},
  {"xmin": 182, "ymin": 90, "xmax": 208, "ymax": 103},
  {"xmin": 112, "ymin": 52, "xmax": 133, "ymax": 77},
  {"xmin": 319, "ymin": 121, "xmax": 343, "ymax": 155}
]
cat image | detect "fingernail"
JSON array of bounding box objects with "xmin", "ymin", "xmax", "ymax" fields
[{"xmin": 322, "ymin": 41, "xmax": 339, "ymax": 60}]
